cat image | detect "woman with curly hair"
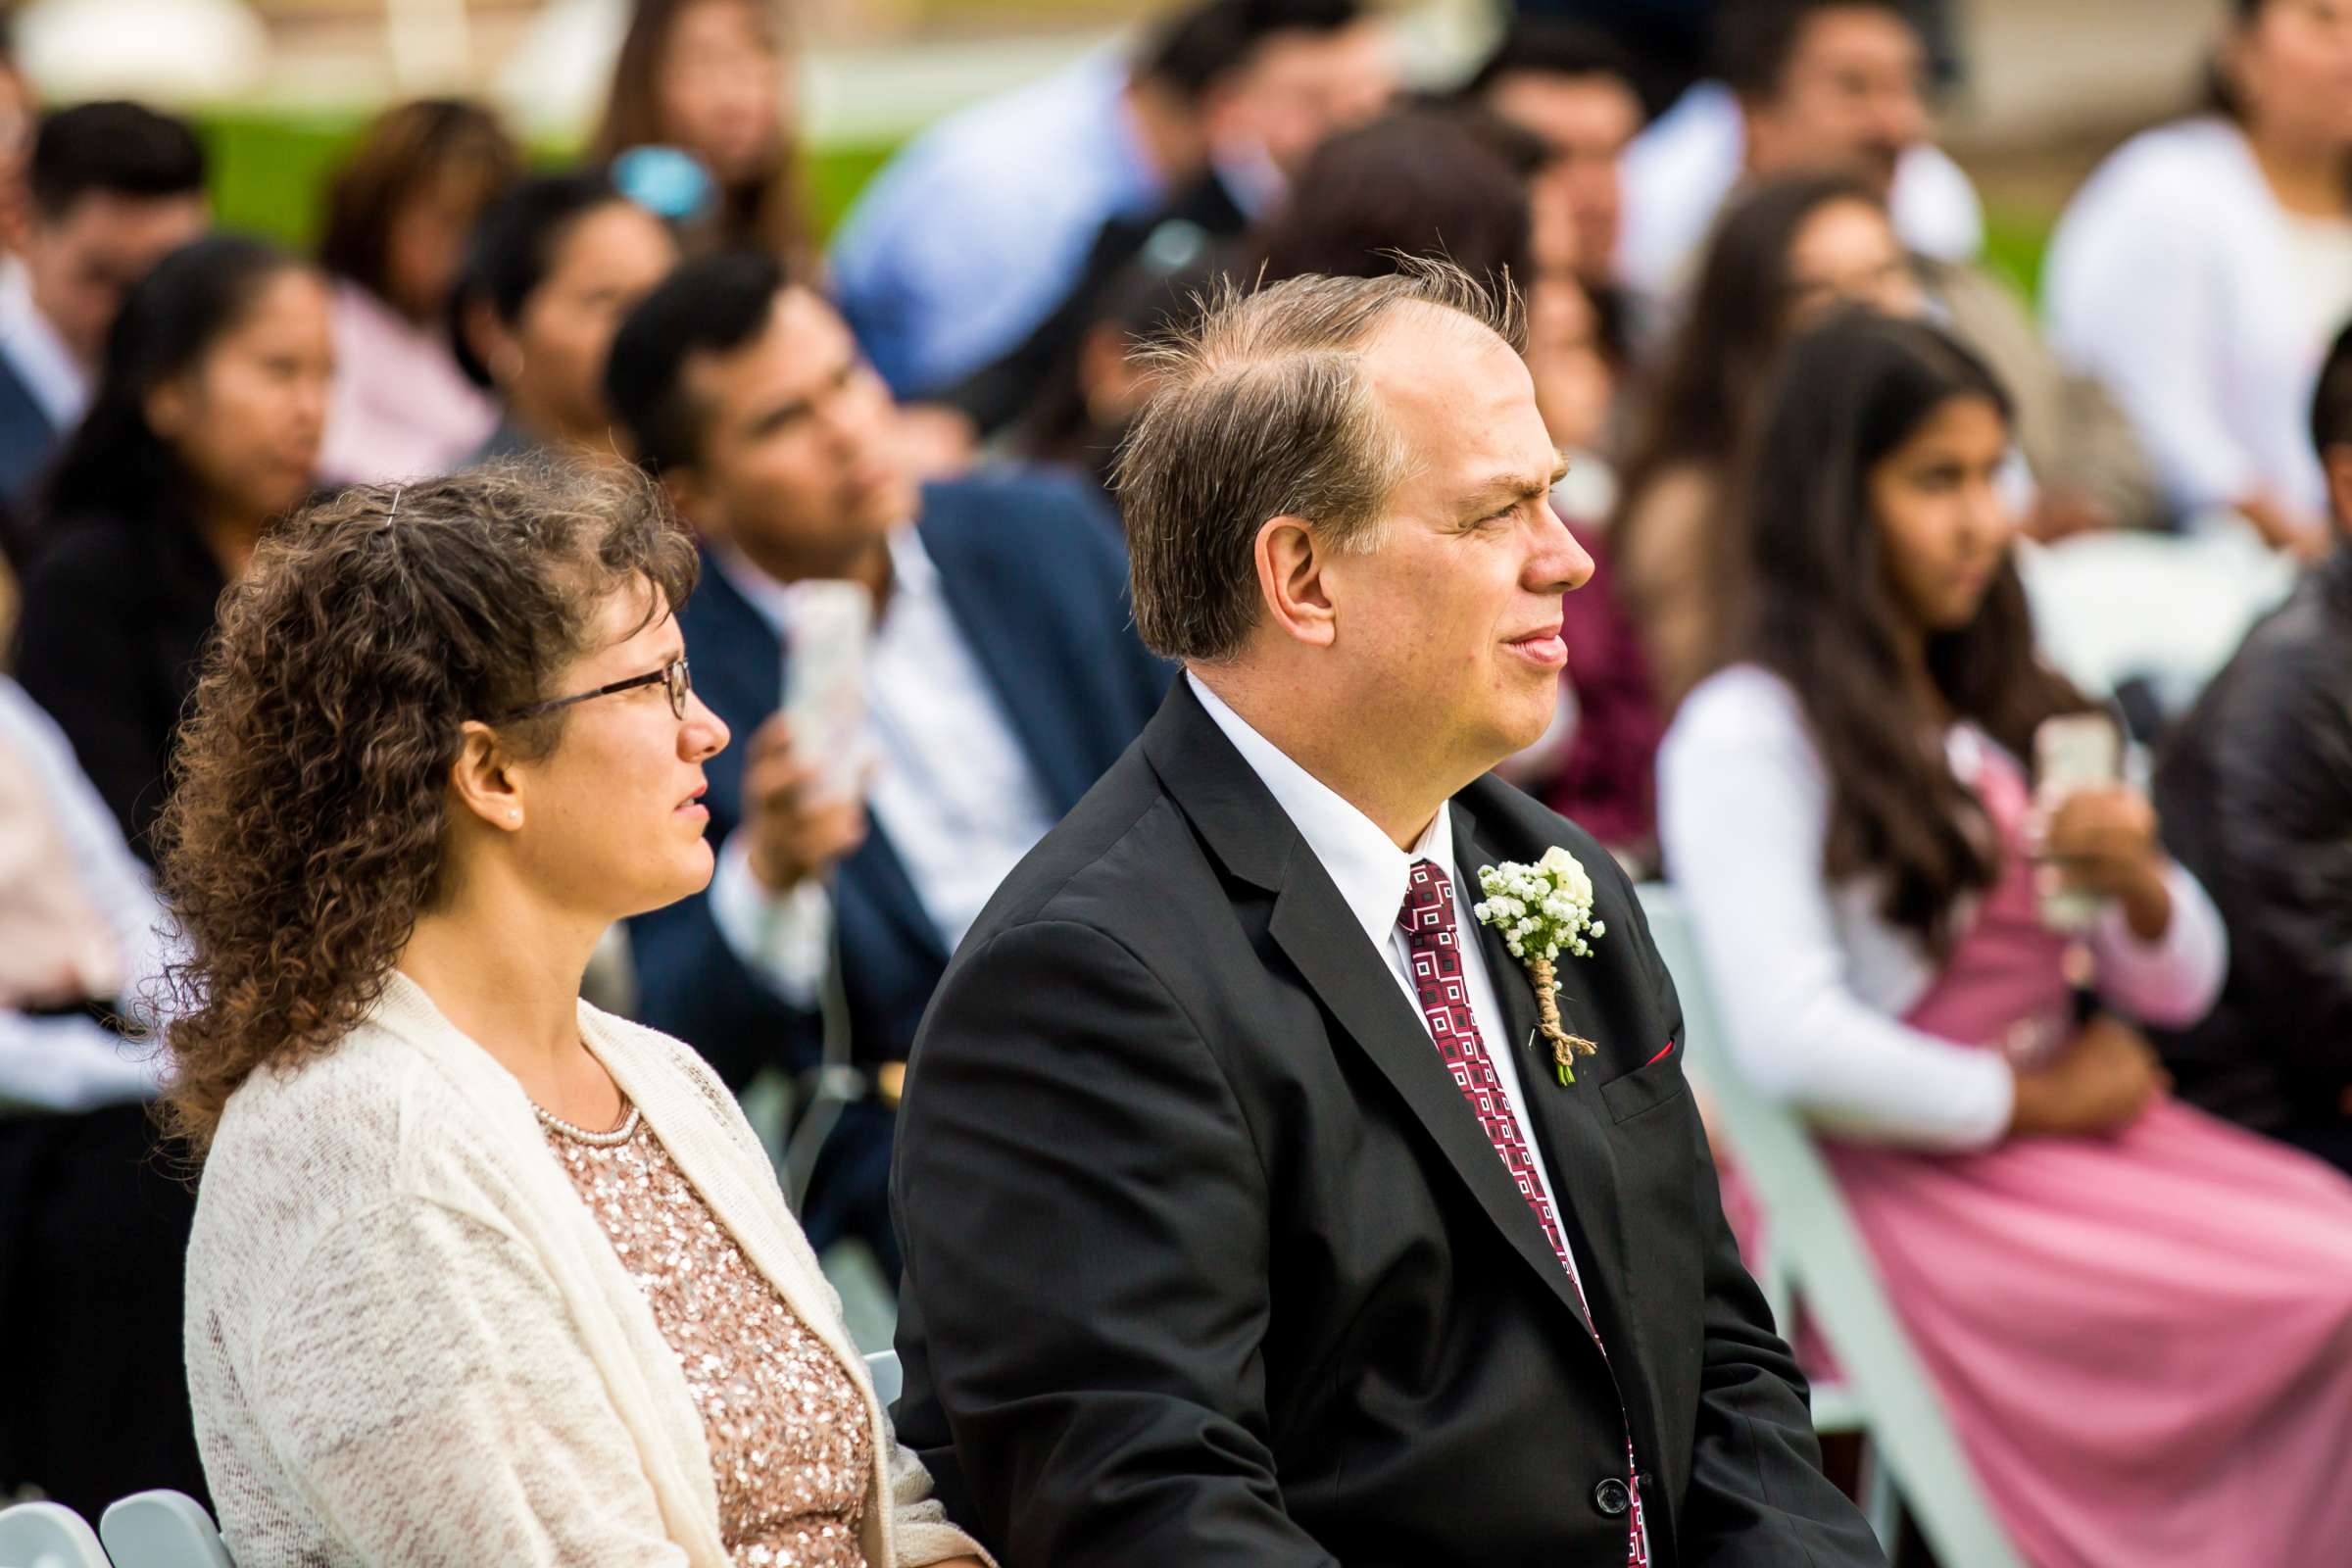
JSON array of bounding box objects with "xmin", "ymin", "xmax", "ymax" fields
[{"xmin": 164, "ymin": 459, "xmax": 989, "ymax": 1568}]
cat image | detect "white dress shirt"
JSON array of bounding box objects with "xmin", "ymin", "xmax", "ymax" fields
[
  {"xmin": 1188, "ymin": 673, "xmax": 1583, "ymax": 1288},
  {"xmin": 0, "ymin": 266, "xmax": 90, "ymax": 432},
  {"xmin": 707, "ymin": 529, "xmax": 1058, "ymax": 1004}
]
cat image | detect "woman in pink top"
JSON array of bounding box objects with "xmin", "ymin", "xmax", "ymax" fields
[
  {"xmin": 1661, "ymin": 310, "xmax": 2352, "ymax": 1567},
  {"xmin": 315, "ymin": 99, "xmax": 520, "ymax": 482}
]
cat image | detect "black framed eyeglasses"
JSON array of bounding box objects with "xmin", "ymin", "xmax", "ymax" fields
[{"xmin": 498, "ymin": 656, "xmax": 692, "ymax": 722}]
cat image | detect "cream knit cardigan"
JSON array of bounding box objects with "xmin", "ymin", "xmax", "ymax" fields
[{"xmin": 183, "ymin": 971, "xmax": 989, "ymax": 1568}]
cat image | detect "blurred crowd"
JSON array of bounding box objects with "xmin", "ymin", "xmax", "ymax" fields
[{"xmin": 2, "ymin": 0, "xmax": 2351, "ymax": 1560}]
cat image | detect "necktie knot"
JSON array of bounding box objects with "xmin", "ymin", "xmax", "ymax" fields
[{"xmin": 1396, "ymin": 858, "xmax": 1457, "ymax": 941}]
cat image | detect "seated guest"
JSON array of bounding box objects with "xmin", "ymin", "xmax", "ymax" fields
[
  {"xmin": 1618, "ymin": 0, "xmax": 1982, "ymax": 306},
  {"xmin": 0, "ymin": 674, "xmax": 202, "ymax": 1518},
  {"xmin": 163, "ymin": 462, "xmax": 988, "ymax": 1568},
  {"xmin": 892, "ymin": 260, "xmax": 1885, "ymax": 1568},
  {"xmin": 1660, "ymin": 309, "xmax": 2352, "ymax": 1566},
  {"xmin": 2045, "ymin": 0, "xmax": 2352, "ymax": 554},
  {"xmin": 1459, "ymin": 19, "xmax": 1646, "ymax": 355},
  {"xmin": 606, "ymin": 255, "xmax": 1168, "ymax": 1280},
  {"xmin": 831, "ymin": 0, "xmax": 1391, "ymax": 400},
  {"xmin": 593, "ymin": 0, "xmax": 811, "ymax": 266},
  {"xmin": 13, "ymin": 237, "xmax": 330, "ymax": 857},
  {"xmin": 314, "ymin": 98, "xmax": 519, "ymax": 483},
  {"xmin": 0, "ymin": 100, "xmax": 206, "ymax": 559},
  {"xmin": 2151, "ymin": 320, "xmax": 2352, "ymax": 1171},
  {"xmin": 454, "ymin": 172, "xmax": 679, "ymax": 466},
  {"xmin": 1009, "ymin": 234, "xmax": 1223, "ymax": 518},
  {"xmin": 1613, "ymin": 172, "xmax": 1919, "ymax": 710}
]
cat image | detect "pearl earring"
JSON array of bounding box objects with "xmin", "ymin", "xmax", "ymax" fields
[{"xmin": 509, "ymin": 809, "xmax": 520, "ymax": 821}]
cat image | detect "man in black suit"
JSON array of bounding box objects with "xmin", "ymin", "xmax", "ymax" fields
[
  {"xmin": 0, "ymin": 102, "xmax": 206, "ymax": 562},
  {"xmin": 891, "ymin": 264, "xmax": 1884, "ymax": 1566},
  {"xmin": 607, "ymin": 253, "xmax": 1168, "ymax": 1281}
]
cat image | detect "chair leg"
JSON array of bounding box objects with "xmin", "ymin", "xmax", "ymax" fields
[{"xmin": 1859, "ymin": 1439, "xmax": 1903, "ymax": 1553}]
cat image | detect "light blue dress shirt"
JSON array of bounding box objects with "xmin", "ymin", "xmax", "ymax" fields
[{"xmin": 828, "ymin": 52, "xmax": 1169, "ymax": 398}]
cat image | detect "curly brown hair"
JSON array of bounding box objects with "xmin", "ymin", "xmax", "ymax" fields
[{"xmin": 154, "ymin": 457, "xmax": 698, "ymax": 1156}]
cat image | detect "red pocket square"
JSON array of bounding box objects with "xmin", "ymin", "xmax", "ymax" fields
[{"xmin": 1642, "ymin": 1041, "xmax": 1676, "ymax": 1068}]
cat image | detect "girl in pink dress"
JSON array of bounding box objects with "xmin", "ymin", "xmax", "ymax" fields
[{"xmin": 1661, "ymin": 310, "xmax": 2352, "ymax": 1567}]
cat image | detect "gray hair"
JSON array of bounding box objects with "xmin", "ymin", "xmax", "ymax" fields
[{"xmin": 1113, "ymin": 258, "xmax": 1524, "ymax": 662}]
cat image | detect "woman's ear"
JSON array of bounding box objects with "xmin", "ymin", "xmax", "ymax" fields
[
  {"xmin": 143, "ymin": 373, "xmax": 193, "ymax": 445},
  {"xmin": 1253, "ymin": 514, "xmax": 1338, "ymax": 650},
  {"xmin": 449, "ymin": 719, "xmax": 526, "ymax": 832}
]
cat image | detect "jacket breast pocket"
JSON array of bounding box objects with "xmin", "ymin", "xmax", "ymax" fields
[{"xmin": 1599, "ymin": 1042, "xmax": 1686, "ymax": 1125}]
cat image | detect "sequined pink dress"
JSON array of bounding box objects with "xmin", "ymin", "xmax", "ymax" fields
[
  {"xmin": 1823, "ymin": 748, "xmax": 2352, "ymax": 1566},
  {"xmin": 543, "ymin": 1103, "xmax": 873, "ymax": 1567}
]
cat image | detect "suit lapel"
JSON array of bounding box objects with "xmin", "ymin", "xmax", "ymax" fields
[
  {"xmin": 1454, "ymin": 808, "xmax": 1644, "ymax": 1383},
  {"xmin": 922, "ymin": 505, "xmax": 1095, "ymax": 811}
]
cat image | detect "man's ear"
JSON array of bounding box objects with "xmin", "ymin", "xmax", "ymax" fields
[
  {"xmin": 2326, "ymin": 443, "xmax": 2352, "ymax": 542},
  {"xmin": 448, "ymin": 719, "xmax": 527, "ymax": 834},
  {"xmin": 662, "ymin": 464, "xmax": 714, "ymax": 540},
  {"xmin": 1253, "ymin": 514, "xmax": 1338, "ymax": 649}
]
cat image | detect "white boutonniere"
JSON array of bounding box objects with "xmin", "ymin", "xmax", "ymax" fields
[{"xmin": 1473, "ymin": 847, "xmax": 1605, "ymax": 1085}]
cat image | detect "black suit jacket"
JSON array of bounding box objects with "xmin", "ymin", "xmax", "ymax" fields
[
  {"xmin": 891, "ymin": 680, "xmax": 1884, "ymax": 1567},
  {"xmin": 13, "ymin": 508, "xmax": 226, "ymax": 858}
]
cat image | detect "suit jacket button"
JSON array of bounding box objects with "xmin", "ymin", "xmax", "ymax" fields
[{"xmin": 1593, "ymin": 1477, "xmax": 1632, "ymax": 1518}]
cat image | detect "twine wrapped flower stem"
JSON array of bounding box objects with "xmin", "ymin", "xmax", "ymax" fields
[{"xmin": 1472, "ymin": 848, "xmax": 1606, "ymax": 1085}]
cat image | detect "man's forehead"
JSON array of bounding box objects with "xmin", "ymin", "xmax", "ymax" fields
[{"xmin": 1360, "ymin": 305, "xmax": 1553, "ymax": 484}]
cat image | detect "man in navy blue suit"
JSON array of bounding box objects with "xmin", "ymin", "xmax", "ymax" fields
[{"xmin": 606, "ymin": 252, "xmax": 1169, "ymax": 1279}]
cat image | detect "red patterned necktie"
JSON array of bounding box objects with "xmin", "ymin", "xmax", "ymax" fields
[{"xmin": 1396, "ymin": 858, "xmax": 1649, "ymax": 1567}]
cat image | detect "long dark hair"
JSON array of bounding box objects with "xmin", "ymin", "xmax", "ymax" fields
[
  {"xmin": 40, "ymin": 235, "xmax": 312, "ymax": 537},
  {"xmin": 1739, "ymin": 310, "xmax": 2088, "ymax": 954},
  {"xmin": 318, "ymin": 98, "xmax": 519, "ymax": 315},
  {"xmin": 1616, "ymin": 171, "xmax": 1883, "ymax": 509},
  {"xmin": 591, "ymin": 0, "xmax": 807, "ymax": 266}
]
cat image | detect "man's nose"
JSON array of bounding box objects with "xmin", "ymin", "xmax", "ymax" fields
[{"xmin": 1530, "ymin": 503, "xmax": 1594, "ymax": 594}]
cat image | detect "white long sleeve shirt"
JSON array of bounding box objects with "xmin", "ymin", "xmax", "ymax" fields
[
  {"xmin": 1657, "ymin": 666, "xmax": 2226, "ymax": 1152},
  {"xmin": 2044, "ymin": 118, "xmax": 2346, "ymax": 521}
]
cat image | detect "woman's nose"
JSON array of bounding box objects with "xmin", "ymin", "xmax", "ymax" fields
[{"xmin": 682, "ymin": 693, "xmax": 730, "ymax": 761}]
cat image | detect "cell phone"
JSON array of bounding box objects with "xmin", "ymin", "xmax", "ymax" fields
[
  {"xmin": 2032, "ymin": 712, "xmax": 2123, "ymax": 932},
  {"xmin": 782, "ymin": 580, "xmax": 871, "ymax": 802}
]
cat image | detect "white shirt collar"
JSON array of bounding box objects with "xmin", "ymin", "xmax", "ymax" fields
[
  {"xmin": 0, "ymin": 268, "xmax": 89, "ymax": 430},
  {"xmin": 1187, "ymin": 670, "xmax": 1454, "ymax": 952},
  {"xmin": 709, "ymin": 523, "xmax": 932, "ymax": 642}
]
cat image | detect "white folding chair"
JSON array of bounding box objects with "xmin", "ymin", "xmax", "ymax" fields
[
  {"xmin": 864, "ymin": 1348, "xmax": 904, "ymax": 1408},
  {"xmin": 0, "ymin": 1499, "xmax": 112, "ymax": 1568},
  {"xmin": 97, "ymin": 1492, "xmax": 232, "ymax": 1568},
  {"xmin": 1636, "ymin": 883, "xmax": 2026, "ymax": 1568}
]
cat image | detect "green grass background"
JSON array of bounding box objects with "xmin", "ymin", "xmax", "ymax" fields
[{"xmin": 199, "ymin": 107, "xmax": 2059, "ymax": 294}]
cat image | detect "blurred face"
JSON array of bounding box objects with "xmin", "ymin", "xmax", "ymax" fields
[
  {"xmin": 2230, "ymin": 0, "xmax": 2352, "ymax": 153},
  {"xmin": 1486, "ymin": 70, "xmax": 1642, "ymax": 283},
  {"xmin": 1211, "ymin": 22, "xmax": 1396, "ymax": 177},
  {"xmin": 383, "ymin": 171, "xmax": 494, "ymax": 324},
  {"xmin": 1868, "ymin": 393, "xmax": 2014, "ymax": 633},
  {"xmin": 657, "ymin": 0, "xmax": 788, "ymax": 186},
  {"xmin": 146, "ymin": 268, "xmax": 333, "ymax": 527},
  {"xmin": 504, "ymin": 201, "xmax": 679, "ymax": 449},
  {"xmin": 1526, "ymin": 270, "xmax": 1613, "ymax": 452},
  {"xmin": 1784, "ymin": 197, "xmax": 1924, "ymax": 327},
  {"xmin": 0, "ymin": 66, "xmax": 35, "ymax": 257},
  {"xmin": 674, "ymin": 286, "xmax": 914, "ymax": 577},
  {"xmin": 25, "ymin": 190, "xmax": 208, "ymax": 368},
  {"xmin": 1319, "ymin": 305, "xmax": 1592, "ymax": 769},
  {"xmin": 509, "ymin": 582, "xmax": 730, "ymax": 917},
  {"xmin": 2325, "ymin": 441, "xmax": 2352, "ymax": 533},
  {"xmin": 1743, "ymin": 6, "xmax": 1929, "ymax": 202}
]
